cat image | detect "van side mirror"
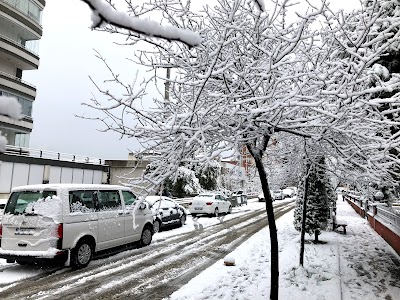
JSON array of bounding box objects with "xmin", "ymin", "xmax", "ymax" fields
[{"xmin": 139, "ymin": 202, "xmax": 147, "ymax": 210}]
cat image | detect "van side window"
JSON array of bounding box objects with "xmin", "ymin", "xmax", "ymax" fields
[
  {"xmin": 97, "ymin": 191, "xmax": 122, "ymax": 210},
  {"xmin": 122, "ymin": 191, "xmax": 137, "ymax": 206},
  {"xmin": 69, "ymin": 191, "xmax": 95, "ymax": 213}
]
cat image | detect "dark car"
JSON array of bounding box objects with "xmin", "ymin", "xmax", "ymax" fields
[
  {"xmin": 145, "ymin": 196, "xmax": 187, "ymax": 233},
  {"xmin": 232, "ymin": 190, "xmax": 248, "ymax": 206}
]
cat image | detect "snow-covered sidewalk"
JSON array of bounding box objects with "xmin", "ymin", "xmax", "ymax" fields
[{"xmin": 168, "ymin": 196, "xmax": 400, "ymax": 300}]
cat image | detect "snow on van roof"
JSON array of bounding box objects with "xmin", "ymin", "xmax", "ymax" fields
[{"xmin": 11, "ymin": 184, "xmax": 132, "ymax": 192}]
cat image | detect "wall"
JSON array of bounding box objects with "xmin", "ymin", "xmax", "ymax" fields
[
  {"xmin": 0, "ymin": 153, "xmax": 109, "ymax": 198},
  {"xmin": 345, "ymin": 195, "xmax": 400, "ymax": 256}
]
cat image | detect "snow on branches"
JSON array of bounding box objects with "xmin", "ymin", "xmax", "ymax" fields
[
  {"xmin": 84, "ymin": 0, "xmax": 400, "ymax": 190},
  {"xmin": 81, "ymin": 0, "xmax": 202, "ymax": 47}
]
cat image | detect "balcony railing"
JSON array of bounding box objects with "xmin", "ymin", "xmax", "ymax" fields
[
  {"xmin": 0, "ymin": 70, "xmax": 36, "ymax": 90},
  {"xmin": 0, "ymin": 34, "xmax": 39, "ymax": 56},
  {"xmin": 2, "ymin": 0, "xmax": 43, "ymax": 26},
  {"xmin": 5, "ymin": 145, "xmax": 105, "ymax": 165},
  {"xmin": 376, "ymin": 205, "xmax": 400, "ymax": 229}
]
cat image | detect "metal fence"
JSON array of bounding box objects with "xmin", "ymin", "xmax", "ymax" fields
[
  {"xmin": 5, "ymin": 145, "xmax": 104, "ymax": 165},
  {"xmin": 345, "ymin": 194, "xmax": 400, "ymax": 229},
  {"xmin": 376, "ymin": 205, "xmax": 400, "ymax": 229}
]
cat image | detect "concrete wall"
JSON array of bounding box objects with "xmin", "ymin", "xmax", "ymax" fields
[{"xmin": 0, "ymin": 153, "xmax": 109, "ymax": 198}]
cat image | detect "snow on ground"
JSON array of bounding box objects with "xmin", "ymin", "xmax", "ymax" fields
[
  {"xmin": 169, "ymin": 195, "xmax": 400, "ymax": 300},
  {"xmin": 1, "ymin": 196, "xmax": 398, "ymax": 300}
]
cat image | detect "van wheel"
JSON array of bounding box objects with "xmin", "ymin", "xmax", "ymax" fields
[
  {"xmin": 139, "ymin": 226, "xmax": 153, "ymax": 247},
  {"xmin": 228, "ymin": 206, "xmax": 232, "ymax": 214},
  {"xmin": 71, "ymin": 239, "xmax": 93, "ymax": 269}
]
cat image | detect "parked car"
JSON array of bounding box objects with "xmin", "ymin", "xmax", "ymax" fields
[
  {"xmin": 271, "ymin": 190, "xmax": 284, "ymax": 200},
  {"xmin": 145, "ymin": 196, "xmax": 187, "ymax": 233},
  {"xmin": 189, "ymin": 193, "xmax": 232, "ymax": 217},
  {"xmin": 282, "ymin": 187, "xmax": 296, "ymax": 198},
  {"xmin": 0, "ymin": 184, "xmax": 154, "ymax": 268},
  {"xmin": 232, "ymin": 190, "xmax": 248, "ymax": 206}
]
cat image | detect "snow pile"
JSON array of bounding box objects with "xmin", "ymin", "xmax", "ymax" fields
[{"xmin": 25, "ymin": 195, "xmax": 63, "ymax": 222}]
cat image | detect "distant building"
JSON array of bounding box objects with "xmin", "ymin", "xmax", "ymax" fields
[{"xmin": 0, "ymin": 0, "xmax": 45, "ymax": 147}]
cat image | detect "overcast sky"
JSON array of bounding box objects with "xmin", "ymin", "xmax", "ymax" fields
[
  {"xmin": 23, "ymin": 0, "xmax": 360, "ymax": 161},
  {"xmin": 24, "ymin": 0, "xmax": 147, "ymax": 160}
]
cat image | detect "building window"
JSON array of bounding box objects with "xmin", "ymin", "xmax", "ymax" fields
[{"xmin": 0, "ymin": 89, "xmax": 33, "ymax": 117}]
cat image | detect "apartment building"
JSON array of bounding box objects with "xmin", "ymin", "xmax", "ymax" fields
[{"xmin": 0, "ymin": 0, "xmax": 45, "ymax": 147}]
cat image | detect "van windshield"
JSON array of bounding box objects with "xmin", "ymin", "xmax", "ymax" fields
[{"xmin": 5, "ymin": 190, "xmax": 57, "ymax": 215}]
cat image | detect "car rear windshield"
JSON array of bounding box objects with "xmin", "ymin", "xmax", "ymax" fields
[{"xmin": 4, "ymin": 190, "xmax": 57, "ymax": 215}]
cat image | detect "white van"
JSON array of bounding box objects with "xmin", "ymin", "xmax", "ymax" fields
[{"xmin": 0, "ymin": 184, "xmax": 154, "ymax": 268}]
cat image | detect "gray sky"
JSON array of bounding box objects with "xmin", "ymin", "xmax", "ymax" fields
[
  {"xmin": 24, "ymin": 0, "xmax": 146, "ymax": 160},
  {"xmin": 23, "ymin": 0, "xmax": 360, "ymax": 161}
]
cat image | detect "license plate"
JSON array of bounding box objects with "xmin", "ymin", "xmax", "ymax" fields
[
  {"xmin": 194, "ymin": 207, "xmax": 202, "ymax": 210},
  {"xmin": 15, "ymin": 228, "xmax": 35, "ymax": 235}
]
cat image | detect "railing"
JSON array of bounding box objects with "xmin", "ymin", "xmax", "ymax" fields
[
  {"xmin": 2, "ymin": 0, "xmax": 43, "ymax": 26},
  {"xmin": 4, "ymin": 145, "xmax": 105, "ymax": 165},
  {"xmin": 0, "ymin": 34, "xmax": 39, "ymax": 56},
  {"xmin": 376, "ymin": 205, "xmax": 400, "ymax": 229},
  {"xmin": 0, "ymin": 71, "xmax": 36, "ymax": 89},
  {"xmin": 345, "ymin": 193, "xmax": 400, "ymax": 229}
]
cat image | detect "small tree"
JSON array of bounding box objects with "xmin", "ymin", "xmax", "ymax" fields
[
  {"xmin": 294, "ymin": 157, "xmax": 331, "ymax": 243},
  {"xmin": 196, "ymin": 162, "xmax": 221, "ymax": 191}
]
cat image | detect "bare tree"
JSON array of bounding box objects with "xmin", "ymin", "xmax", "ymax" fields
[{"xmin": 82, "ymin": 0, "xmax": 400, "ymax": 299}]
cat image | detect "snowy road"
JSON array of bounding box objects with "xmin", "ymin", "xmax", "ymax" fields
[{"xmin": 0, "ymin": 199, "xmax": 295, "ymax": 300}]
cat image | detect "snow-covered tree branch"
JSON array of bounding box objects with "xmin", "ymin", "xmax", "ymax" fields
[
  {"xmin": 80, "ymin": 0, "xmax": 202, "ymax": 47},
  {"xmin": 82, "ymin": 0, "xmax": 400, "ymax": 298}
]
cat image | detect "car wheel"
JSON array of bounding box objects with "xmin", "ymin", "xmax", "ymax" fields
[
  {"xmin": 153, "ymin": 219, "xmax": 161, "ymax": 233},
  {"xmin": 192, "ymin": 213, "xmax": 197, "ymax": 218},
  {"xmin": 214, "ymin": 208, "xmax": 219, "ymax": 217},
  {"xmin": 227, "ymin": 206, "xmax": 232, "ymax": 214},
  {"xmin": 180, "ymin": 214, "xmax": 186, "ymax": 226},
  {"xmin": 139, "ymin": 225, "xmax": 153, "ymax": 247},
  {"xmin": 71, "ymin": 239, "xmax": 93, "ymax": 269}
]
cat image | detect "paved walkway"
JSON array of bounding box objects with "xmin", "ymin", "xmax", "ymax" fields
[{"xmin": 335, "ymin": 196, "xmax": 400, "ymax": 300}]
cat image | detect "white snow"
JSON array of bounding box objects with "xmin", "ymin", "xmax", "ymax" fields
[
  {"xmin": 83, "ymin": 0, "xmax": 202, "ymax": 46},
  {"xmin": 168, "ymin": 195, "xmax": 400, "ymax": 300},
  {"xmin": 0, "ymin": 196, "xmax": 399, "ymax": 300}
]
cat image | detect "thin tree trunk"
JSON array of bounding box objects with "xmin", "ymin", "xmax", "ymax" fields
[
  {"xmin": 253, "ymin": 154, "xmax": 279, "ymax": 300},
  {"xmin": 314, "ymin": 230, "xmax": 319, "ymax": 243},
  {"xmin": 300, "ymin": 164, "xmax": 310, "ymax": 266}
]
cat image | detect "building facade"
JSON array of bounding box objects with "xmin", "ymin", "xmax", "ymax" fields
[{"xmin": 0, "ymin": 0, "xmax": 45, "ymax": 147}]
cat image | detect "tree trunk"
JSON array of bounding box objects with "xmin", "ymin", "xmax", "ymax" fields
[
  {"xmin": 299, "ymin": 165, "xmax": 310, "ymax": 266},
  {"xmin": 314, "ymin": 230, "xmax": 319, "ymax": 243},
  {"xmin": 253, "ymin": 154, "xmax": 279, "ymax": 300}
]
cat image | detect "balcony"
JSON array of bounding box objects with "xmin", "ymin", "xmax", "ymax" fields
[
  {"xmin": 0, "ymin": 34, "xmax": 39, "ymax": 69},
  {"xmin": 0, "ymin": 70, "xmax": 36, "ymax": 98},
  {"xmin": 0, "ymin": 0, "xmax": 43, "ymax": 36}
]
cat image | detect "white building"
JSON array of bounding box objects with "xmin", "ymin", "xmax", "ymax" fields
[{"xmin": 0, "ymin": 0, "xmax": 45, "ymax": 147}]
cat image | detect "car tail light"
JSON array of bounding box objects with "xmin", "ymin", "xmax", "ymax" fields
[
  {"xmin": 56, "ymin": 224, "xmax": 63, "ymax": 239},
  {"xmin": 206, "ymin": 202, "xmax": 213, "ymax": 205},
  {"xmin": 0, "ymin": 224, "xmax": 2, "ymax": 238}
]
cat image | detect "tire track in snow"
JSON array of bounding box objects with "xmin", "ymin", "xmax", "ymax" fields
[{"xmin": 0, "ymin": 202, "xmax": 294, "ymax": 300}]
